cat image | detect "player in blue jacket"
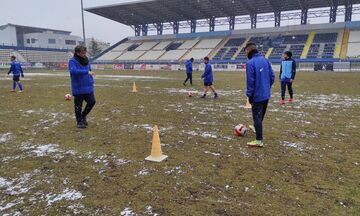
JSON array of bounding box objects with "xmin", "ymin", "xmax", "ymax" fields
[
  {"xmin": 69, "ymin": 45, "xmax": 96, "ymax": 129},
  {"xmin": 279, "ymin": 51, "xmax": 296, "ymax": 104},
  {"xmin": 183, "ymin": 58, "xmax": 194, "ymax": 86},
  {"xmin": 200, "ymin": 57, "xmax": 218, "ymax": 99},
  {"xmin": 245, "ymin": 42, "xmax": 275, "ymax": 147},
  {"xmin": 7, "ymin": 56, "xmax": 24, "ymax": 93}
]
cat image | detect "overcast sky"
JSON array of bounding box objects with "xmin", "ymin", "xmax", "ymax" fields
[
  {"xmin": 0, "ymin": 0, "xmax": 135, "ymax": 44},
  {"xmin": 0, "ymin": 0, "xmax": 359, "ymax": 45}
]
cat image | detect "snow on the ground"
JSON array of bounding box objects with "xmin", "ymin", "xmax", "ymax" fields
[
  {"xmin": 281, "ymin": 141, "xmax": 310, "ymax": 151},
  {"xmin": 121, "ymin": 207, "xmax": 137, "ymax": 216},
  {"xmin": 46, "ymin": 188, "xmax": 84, "ymax": 206},
  {"xmin": 67, "ymin": 204, "xmax": 86, "ymax": 215},
  {"xmin": 0, "ymin": 171, "xmax": 37, "ymax": 196},
  {"xmin": 21, "ymin": 143, "xmax": 62, "ymax": 157},
  {"xmin": 164, "ymin": 88, "xmax": 199, "ymax": 94},
  {"xmin": 0, "ymin": 199, "xmax": 23, "ymax": 212},
  {"xmin": 204, "ymin": 151, "xmax": 221, "ymax": 156},
  {"xmin": 0, "ymin": 133, "xmax": 12, "ymax": 144},
  {"xmin": 165, "ymin": 166, "xmax": 183, "ymax": 175},
  {"xmin": 136, "ymin": 168, "xmax": 150, "ymax": 177}
]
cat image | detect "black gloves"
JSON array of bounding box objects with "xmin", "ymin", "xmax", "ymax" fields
[
  {"xmin": 248, "ymin": 96, "xmax": 253, "ymax": 104},
  {"xmin": 21, "ymin": 74, "xmax": 24, "ymax": 78}
]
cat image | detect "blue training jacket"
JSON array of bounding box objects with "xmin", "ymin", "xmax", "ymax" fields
[
  {"xmin": 8, "ymin": 61, "xmax": 23, "ymax": 76},
  {"xmin": 185, "ymin": 60, "xmax": 193, "ymax": 74},
  {"xmin": 201, "ymin": 62, "xmax": 213, "ymax": 83},
  {"xmin": 68, "ymin": 57, "xmax": 94, "ymax": 95},
  {"xmin": 280, "ymin": 58, "xmax": 296, "ymax": 82},
  {"xmin": 246, "ymin": 52, "xmax": 275, "ymax": 103}
]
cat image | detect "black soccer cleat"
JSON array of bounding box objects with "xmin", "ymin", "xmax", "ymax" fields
[
  {"xmin": 82, "ymin": 116, "xmax": 88, "ymax": 126},
  {"xmin": 77, "ymin": 121, "xmax": 87, "ymax": 129}
]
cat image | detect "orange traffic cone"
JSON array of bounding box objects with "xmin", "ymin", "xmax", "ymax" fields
[
  {"xmin": 145, "ymin": 125, "xmax": 168, "ymax": 162},
  {"xmin": 245, "ymin": 98, "xmax": 252, "ymax": 109},
  {"xmin": 132, "ymin": 82, "xmax": 138, "ymax": 93}
]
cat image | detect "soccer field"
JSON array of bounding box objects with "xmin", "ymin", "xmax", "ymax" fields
[{"xmin": 0, "ymin": 69, "xmax": 359, "ymax": 215}]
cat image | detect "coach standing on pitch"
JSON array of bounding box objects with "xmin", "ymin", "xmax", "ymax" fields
[
  {"xmin": 69, "ymin": 45, "xmax": 96, "ymax": 129},
  {"xmin": 244, "ymin": 42, "xmax": 275, "ymax": 147}
]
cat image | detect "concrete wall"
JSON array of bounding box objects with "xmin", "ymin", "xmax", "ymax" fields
[
  {"xmin": 23, "ymin": 32, "xmax": 82, "ymax": 49},
  {"xmin": 0, "ymin": 26, "xmax": 17, "ymax": 46}
]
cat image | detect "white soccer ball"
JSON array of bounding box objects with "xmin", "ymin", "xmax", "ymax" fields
[
  {"xmin": 65, "ymin": 94, "xmax": 72, "ymax": 101},
  {"xmin": 234, "ymin": 124, "xmax": 248, "ymax": 137}
]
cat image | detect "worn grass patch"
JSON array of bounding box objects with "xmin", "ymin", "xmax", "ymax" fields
[{"xmin": 0, "ymin": 69, "xmax": 359, "ymax": 215}]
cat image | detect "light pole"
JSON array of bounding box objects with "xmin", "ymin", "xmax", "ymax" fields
[{"xmin": 81, "ymin": 0, "xmax": 86, "ymax": 45}]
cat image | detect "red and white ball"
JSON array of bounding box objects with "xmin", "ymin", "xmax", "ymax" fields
[
  {"xmin": 65, "ymin": 94, "xmax": 72, "ymax": 101},
  {"xmin": 188, "ymin": 91, "xmax": 195, "ymax": 97},
  {"xmin": 234, "ymin": 124, "xmax": 248, "ymax": 137}
]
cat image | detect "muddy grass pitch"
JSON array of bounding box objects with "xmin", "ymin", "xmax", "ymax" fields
[{"xmin": 0, "ymin": 69, "xmax": 359, "ymax": 215}]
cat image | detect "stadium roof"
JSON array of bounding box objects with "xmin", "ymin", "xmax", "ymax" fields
[
  {"xmin": 86, "ymin": 0, "xmax": 360, "ymax": 26},
  {"xmin": 0, "ymin": 23, "xmax": 71, "ymax": 34}
]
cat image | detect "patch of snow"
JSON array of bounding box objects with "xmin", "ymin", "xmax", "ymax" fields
[
  {"xmin": 46, "ymin": 189, "xmax": 84, "ymax": 206},
  {"xmin": 31, "ymin": 144, "xmax": 61, "ymax": 157},
  {"xmin": 0, "ymin": 199, "xmax": 23, "ymax": 211},
  {"xmin": 67, "ymin": 204, "xmax": 85, "ymax": 215},
  {"xmin": 121, "ymin": 207, "xmax": 137, "ymax": 216},
  {"xmin": 136, "ymin": 168, "xmax": 150, "ymax": 177},
  {"xmin": 0, "ymin": 133, "xmax": 12, "ymax": 144},
  {"xmin": 281, "ymin": 141, "xmax": 309, "ymax": 151},
  {"xmin": 204, "ymin": 151, "xmax": 221, "ymax": 156},
  {"xmin": 201, "ymin": 132, "xmax": 217, "ymax": 139}
]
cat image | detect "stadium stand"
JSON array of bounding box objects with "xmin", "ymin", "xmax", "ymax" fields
[
  {"xmin": 18, "ymin": 50, "xmax": 72, "ymax": 63},
  {"xmin": 0, "ymin": 49, "xmax": 13, "ymax": 62},
  {"xmin": 138, "ymin": 50, "xmax": 166, "ymax": 60},
  {"xmin": 92, "ymin": 25, "xmax": 355, "ymax": 64},
  {"xmin": 347, "ymin": 30, "xmax": 360, "ymax": 58},
  {"xmin": 116, "ymin": 51, "xmax": 146, "ymax": 61},
  {"xmin": 135, "ymin": 41, "xmax": 159, "ymax": 51},
  {"xmin": 158, "ymin": 50, "xmax": 188, "ymax": 61}
]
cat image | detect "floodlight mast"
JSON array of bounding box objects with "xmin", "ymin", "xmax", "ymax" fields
[{"xmin": 81, "ymin": 0, "xmax": 86, "ymax": 45}]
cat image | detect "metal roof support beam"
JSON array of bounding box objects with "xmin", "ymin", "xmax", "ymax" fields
[
  {"xmin": 301, "ymin": 8, "xmax": 308, "ymax": 24},
  {"xmin": 134, "ymin": 25, "xmax": 141, "ymax": 36},
  {"xmin": 155, "ymin": 23, "xmax": 163, "ymax": 35},
  {"xmin": 190, "ymin": 20, "xmax": 197, "ymax": 33},
  {"xmin": 250, "ymin": 13, "xmax": 257, "ymax": 29},
  {"xmin": 141, "ymin": 24, "xmax": 148, "ymax": 36},
  {"xmin": 345, "ymin": 0, "xmax": 353, "ymax": 22},
  {"xmin": 209, "ymin": 17, "xmax": 216, "ymax": 32},
  {"xmin": 172, "ymin": 21, "xmax": 179, "ymax": 34},
  {"xmin": 274, "ymin": 11, "xmax": 281, "ymax": 27},
  {"xmin": 229, "ymin": 16, "xmax": 235, "ymax": 30},
  {"xmin": 329, "ymin": 0, "xmax": 338, "ymax": 23}
]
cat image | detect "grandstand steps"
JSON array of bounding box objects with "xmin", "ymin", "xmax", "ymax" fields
[
  {"xmin": 340, "ymin": 29, "xmax": 350, "ymax": 59},
  {"xmin": 13, "ymin": 51, "xmax": 26, "ymax": 62},
  {"xmin": 232, "ymin": 37, "xmax": 250, "ymax": 60},
  {"xmin": 265, "ymin": 48, "xmax": 273, "ymax": 59},
  {"xmin": 285, "ymin": 44, "xmax": 291, "ymax": 51},
  {"xmin": 156, "ymin": 50, "xmax": 168, "ymax": 61},
  {"xmin": 334, "ymin": 30, "xmax": 344, "ymax": 58},
  {"xmin": 210, "ymin": 37, "xmax": 230, "ymax": 59},
  {"xmin": 94, "ymin": 38, "xmax": 129, "ymax": 61},
  {"xmin": 318, "ymin": 44, "xmax": 325, "ymax": 58},
  {"xmin": 179, "ymin": 40, "xmax": 201, "ymax": 61},
  {"xmin": 301, "ymin": 31, "xmax": 315, "ymax": 59}
]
